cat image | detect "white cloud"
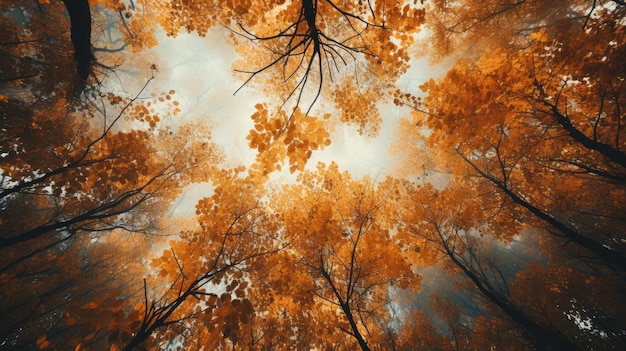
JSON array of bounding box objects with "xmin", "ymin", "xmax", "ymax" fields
[{"xmin": 149, "ymin": 28, "xmax": 259, "ymax": 168}]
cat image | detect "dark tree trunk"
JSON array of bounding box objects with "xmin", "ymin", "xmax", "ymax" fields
[
  {"xmin": 445, "ymin": 248, "xmax": 584, "ymax": 351},
  {"xmin": 459, "ymin": 151, "xmax": 626, "ymax": 274},
  {"xmin": 62, "ymin": 0, "xmax": 93, "ymax": 79},
  {"xmin": 320, "ymin": 268, "xmax": 371, "ymax": 351},
  {"xmin": 549, "ymin": 105, "xmax": 626, "ymax": 169}
]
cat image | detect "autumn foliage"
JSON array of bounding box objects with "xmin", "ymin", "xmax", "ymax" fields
[{"xmin": 2, "ymin": 0, "xmax": 626, "ymax": 350}]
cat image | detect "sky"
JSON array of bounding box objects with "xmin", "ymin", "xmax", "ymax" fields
[{"xmin": 101, "ymin": 25, "xmax": 441, "ymax": 215}]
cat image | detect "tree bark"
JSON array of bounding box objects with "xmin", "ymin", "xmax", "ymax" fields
[{"xmin": 62, "ymin": 0, "xmax": 94, "ymax": 79}]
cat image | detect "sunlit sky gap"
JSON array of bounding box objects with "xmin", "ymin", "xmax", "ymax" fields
[{"xmin": 104, "ymin": 26, "xmax": 441, "ymax": 216}]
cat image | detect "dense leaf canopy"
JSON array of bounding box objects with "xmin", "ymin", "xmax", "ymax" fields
[{"xmin": 1, "ymin": 0, "xmax": 625, "ymax": 350}]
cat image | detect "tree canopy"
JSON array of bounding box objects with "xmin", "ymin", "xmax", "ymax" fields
[{"xmin": 2, "ymin": 0, "xmax": 625, "ymax": 350}]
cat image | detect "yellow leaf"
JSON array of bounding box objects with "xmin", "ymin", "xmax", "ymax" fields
[{"xmin": 530, "ymin": 28, "xmax": 547, "ymax": 42}]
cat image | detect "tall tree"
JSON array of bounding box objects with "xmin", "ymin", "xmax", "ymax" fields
[
  {"xmin": 395, "ymin": 5, "xmax": 626, "ymax": 349},
  {"xmin": 1, "ymin": 77, "xmax": 215, "ymax": 256},
  {"xmin": 114, "ymin": 169, "xmax": 285, "ymax": 351},
  {"xmin": 407, "ymin": 7, "xmax": 626, "ymax": 273},
  {"xmin": 1, "ymin": 82, "xmax": 221, "ymax": 350},
  {"xmin": 1, "ymin": 5, "xmax": 224, "ymax": 348},
  {"xmin": 270, "ymin": 162, "xmax": 419, "ymax": 350},
  {"xmin": 0, "ymin": 228, "xmax": 158, "ymax": 350},
  {"xmin": 398, "ymin": 182, "xmax": 603, "ymax": 350}
]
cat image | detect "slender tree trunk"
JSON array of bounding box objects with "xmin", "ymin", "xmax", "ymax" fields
[
  {"xmin": 320, "ymin": 268, "xmax": 371, "ymax": 351},
  {"xmin": 339, "ymin": 302, "xmax": 372, "ymax": 351},
  {"xmin": 459, "ymin": 151, "xmax": 626, "ymax": 274},
  {"xmin": 549, "ymin": 105, "xmax": 626, "ymax": 169},
  {"xmin": 445, "ymin": 247, "xmax": 584, "ymax": 351}
]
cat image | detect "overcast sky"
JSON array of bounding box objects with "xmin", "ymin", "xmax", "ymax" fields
[{"xmin": 102, "ymin": 26, "xmax": 440, "ymax": 215}]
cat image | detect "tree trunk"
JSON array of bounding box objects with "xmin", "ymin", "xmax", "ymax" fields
[
  {"xmin": 445, "ymin": 246, "xmax": 584, "ymax": 351},
  {"xmin": 459, "ymin": 151, "xmax": 626, "ymax": 274},
  {"xmin": 62, "ymin": 0, "xmax": 93, "ymax": 79}
]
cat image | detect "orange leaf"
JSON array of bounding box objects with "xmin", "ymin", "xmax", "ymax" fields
[
  {"xmin": 36, "ymin": 335, "xmax": 49, "ymax": 349},
  {"xmin": 81, "ymin": 301, "xmax": 98, "ymax": 310}
]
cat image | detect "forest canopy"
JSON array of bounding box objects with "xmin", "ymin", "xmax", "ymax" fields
[{"xmin": 1, "ymin": 0, "xmax": 625, "ymax": 350}]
